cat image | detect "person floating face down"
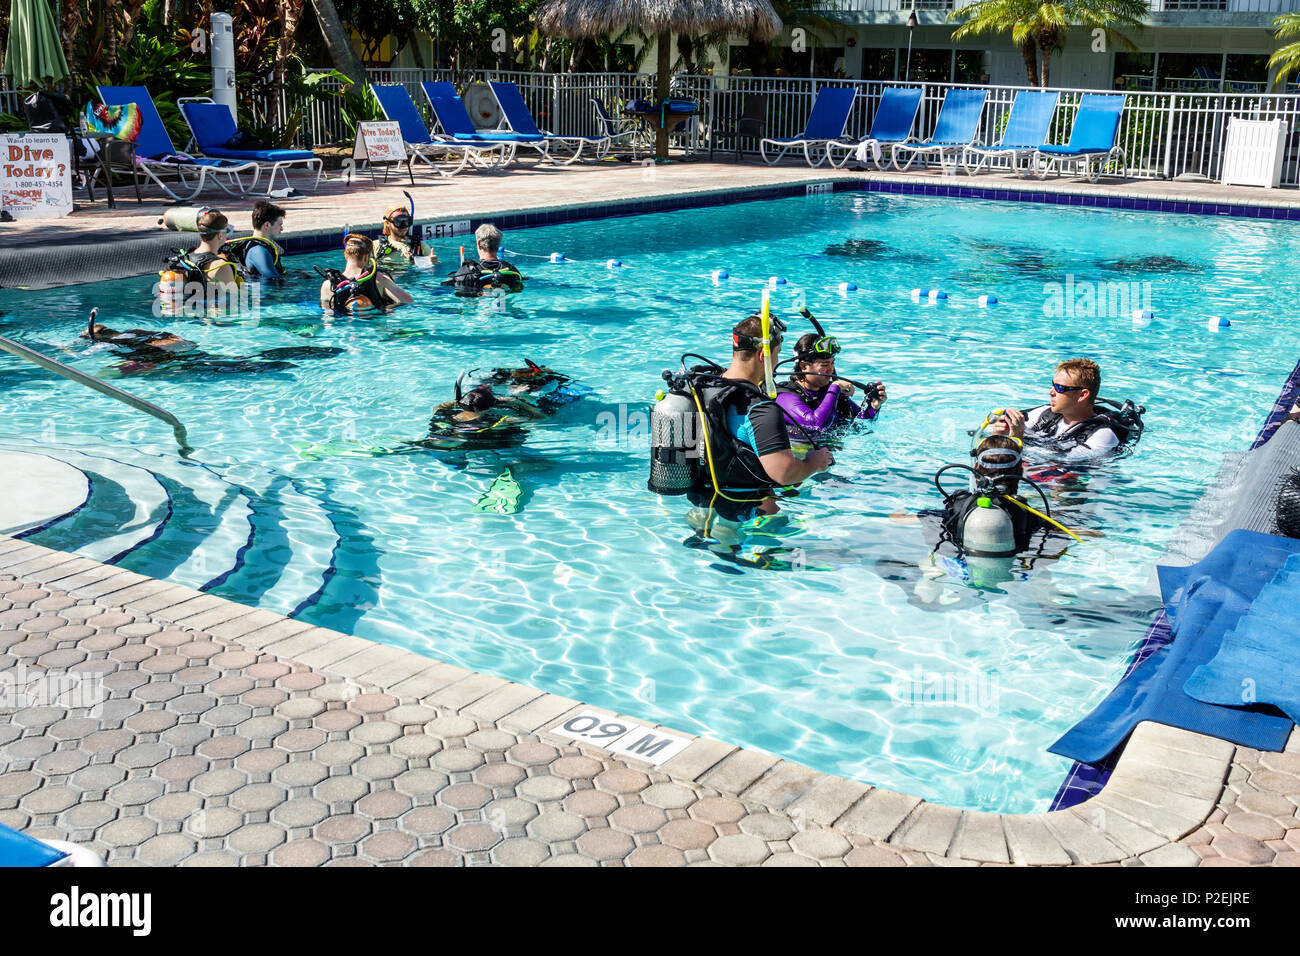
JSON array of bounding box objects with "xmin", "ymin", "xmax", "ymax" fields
[
  {"xmin": 688, "ymin": 313, "xmax": 835, "ymax": 525},
  {"xmin": 776, "ymin": 332, "xmax": 887, "ymax": 443},
  {"xmin": 319, "ymin": 233, "xmax": 413, "ymax": 311},
  {"xmin": 375, "ymin": 205, "xmax": 436, "ymax": 265},
  {"xmin": 989, "ymin": 358, "xmax": 1122, "ymax": 460}
]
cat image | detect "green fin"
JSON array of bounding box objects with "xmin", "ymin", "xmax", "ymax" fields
[{"xmin": 473, "ymin": 468, "xmax": 523, "ymax": 515}]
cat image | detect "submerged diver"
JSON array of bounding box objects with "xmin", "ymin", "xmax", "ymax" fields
[
  {"xmin": 415, "ymin": 373, "xmax": 549, "ymax": 451},
  {"xmin": 776, "ymin": 331, "xmax": 887, "ymax": 439},
  {"xmin": 443, "ymin": 224, "xmax": 525, "ymax": 296},
  {"xmin": 989, "ymin": 359, "xmax": 1144, "ymax": 460},
  {"xmin": 319, "ymin": 234, "xmax": 413, "ymax": 311},
  {"xmin": 472, "ymin": 359, "xmax": 592, "ymax": 416}
]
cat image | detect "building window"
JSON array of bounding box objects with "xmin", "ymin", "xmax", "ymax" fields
[
  {"xmin": 860, "ymin": 48, "xmax": 898, "ymax": 81},
  {"xmin": 954, "ymin": 50, "xmax": 983, "ymax": 83},
  {"xmin": 1225, "ymin": 53, "xmax": 1272, "ymax": 92},
  {"xmin": 1114, "ymin": 52, "xmax": 1155, "ymax": 91},
  {"xmin": 905, "ymin": 48, "xmax": 953, "ymax": 82},
  {"xmin": 1156, "ymin": 52, "xmax": 1225, "ymax": 92}
]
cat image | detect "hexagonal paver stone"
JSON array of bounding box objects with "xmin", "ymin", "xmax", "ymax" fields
[
  {"xmin": 474, "ymin": 762, "xmax": 526, "ymax": 789},
  {"xmin": 540, "ymin": 854, "xmax": 599, "ymax": 868},
  {"xmin": 5, "ymin": 736, "xmax": 54, "ymax": 759},
  {"xmin": 596, "ymin": 766, "xmax": 650, "ymax": 795},
  {"xmin": 529, "ymin": 811, "xmax": 588, "ymax": 843},
  {"xmin": 576, "ymin": 827, "xmax": 635, "ymax": 862},
  {"xmin": 843, "ymin": 845, "xmax": 908, "ymax": 867},
  {"xmin": 422, "ymin": 715, "xmax": 478, "ymax": 741},
  {"xmin": 229, "ymin": 824, "xmax": 288, "ymax": 854},
  {"xmin": 175, "ymin": 666, "xmax": 220, "ymax": 687},
  {"xmin": 276, "ymin": 729, "xmax": 327, "ymax": 753},
  {"xmin": 465, "ymin": 729, "xmax": 517, "ymax": 752},
  {"xmin": 564, "ymin": 789, "xmax": 618, "ymax": 819},
  {"xmin": 1235, "ymin": 791, "xmax": 1299, "ymax": 818},
  {"xmin": 171, "ymin": 693, "xmax": 218, "ymax": 716},
  {"xmin": 659, "ymin": 819, "xmax": 718, "ymax": 851},
  {"xmin": 710, "ymin": 833, "xmax": 771, "ymax": 866},
  {"xmin": 21, "ymin": 786, "xmax": 79, "ymax": 814},
  {"xmin": 627, "ymin": 844, "xmax": 687, "ymax": 867},
  {"xmin": 106, "ymin": 779, "xmax": 165, "ymax": 807},
  {"xmin": 185, "ymin": 807, "xmax": 242, "ymax": 839},
  {"xmin": 314, "ymin": 741, "xmax": 365, "ymax": 769},
  {"xmin": 361, "ymin": 830, "xmax": 417, "ymax": 862},
  {"xmin": 1211, "ymin": 833, "xmax": 1275, "ymax": 864},
  {"xmin": 447, "ymin": 823, "xmax": 502, "ymax": 853},
  {"xmin": 231, "ymin": 783, "xmax": 287, "ymax": 813},
  {"xmin": 235, "ymin": 748, "xmax": 287, "ymax": 775},
  {"xmin": 641, "ymin": 783, "xmax": 695, "ymax": 810},
  {"xmin": 192, "ymin": 769, "xmax": 249, "ymax": 798},
  {"xmin": 272, "ymin": 798, "xmax": 330, "ymax": 829},
  {"xmin": 237, "ymin": 716, "xmax": 290, "ymax": 742},
  {"xmin": 509, "ymin": 741, "xmax": 558, "ymax": 766},
  {"xmin": 127, "ymin": 711, "xmax": 180, "ymax": 734},
  {"xmin": 156, "ymin": 756, "xmax": 208, "ymax": 784},
  {"xmin": 409, "ymin": 849, "xmax": 462, "ymax": 867},
  {"xmin": 100, "ymin": 817, "xmax": 159, "ymax": 848},
  {"xmin": 202, "ymin": 704, "xmax": 253, "ymax": 728},
  {"xmin": 162, "ymin": 724, "xmax": 211, "ymax": 750},
  {"xmin": 82, "ymin": 729, "xmax": 133, "ymax": 756},
  {"xmin": 739, "ymin": 813, "xmax": 798, "ymax": 842},
  {"xmin": 353, "ymin": 721, "xmax": 401, "ymax": 746},
  {"xmin": 134, "ymin": 681, "xmax": 181, "ymax": 703},
  {"xmin": 434, "ymin": 748, "xmax": 484, "ymax": 773},
  {"xmin": 355, "ymin": 755, "xmax": 406, "ymax": 782},
  {"xmin": 238, "ymin": 687, "xmax": 283, "ymax": 708},
  {"xmin": 442, "ymin": 783, "xmax": 492, "ymax": 811},
  {"xmin": 391, "ymin": 768, "xmax": 448, "ymax": 798},
  {"xmin": 494, "ymin": 838, "xmax": 549, "ymax": 866},
  {"xmin": 387, "ymin": 705, "xmax": 438, "ymax": 726},
  {"xmin": 690, "ymin": 796, "xmax": 747, "ymax": 826},
  {"xmin": 273, "ymin": 760, "xmax": 329, "ymax": 787},
  {"xmin": 484, "ymin": 798, "xmax": 539, "ymax": 829},
  {"xmin": 276, "ymin": 698, "xmax": 325, "ymax": 720},
  {"xmin": 70, "ymin": 764, "xmax": 127, "ymax": 792},
  {"xmin": 141, "ymin": 654, "xmax": 188, "ymax": 674},
  {"xmin": 63, "ymin": 801, "xmax": 117, "ymax": 831},
  {"xmin": 271, "ymin": 839, "xmax": 330, "ymax": 867},
  {"xmin": 347, "ymin": 693, "xmax": 396, "ymax": 715},
  {"xmin": 356, "ymin": 791, "xmax": 412, "ymax": 820},
  {"xmin": 400, "ymin": 806, "xmax": 456, "ymax": 836},
  {"xmin": 146, "ymin": 792, "xmax": 203, "ymax": 823},
  {"xmin": 552, "ymin": 755, "xmax": 603, "ymax": 780},
  {"xmin": 35, "ymin": 750, "xmax": 90, "ymax": 776},
  {"xmin": 791, "ymin": 828, "xmax": 853, "ymax": 860},
  {"xmin": 314, "ymin": 776, "xmax": 369, "ymax": 805},
  {"xmin": 610, "ymin": 804, "xmax": 668, "ymax": 834},
  {"xmin": 390, "ymin": 735, "xmax": 441, "ymax": 760},
  {"xmin": 280, "ymin": 672, "xmax": 325, "ymax": 692},
  {"xmin": 518, "ymin": 774, "xmax": 573, "ymax": 803},
  {"xmin": 316, "ymin": 815, "xmax": 371, "ymax": 845},
  {"xmin": 248, "ymin": 661, "xmax": 292, "ymax": 681},
  {"xmin": 47, "ymin": 717, "xmax": 101, "ymax": 741},
  {"xmin": 1222, "ymin": 812, "xmax": 1286, "ymax": 842}
]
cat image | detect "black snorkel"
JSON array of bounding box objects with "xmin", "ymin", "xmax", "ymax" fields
[{"xmin": 87, "ymin": 307, "xmax": 99, "ymax": 341}]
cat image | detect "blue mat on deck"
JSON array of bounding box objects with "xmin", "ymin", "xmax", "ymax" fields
[
  {"xmin": 1183, "ymin": 551, "xmax": 1300, "ymax": 724},
  {"xmin": 1049, "ymin": 529, "xmax": 1297, "ymax": 763}
]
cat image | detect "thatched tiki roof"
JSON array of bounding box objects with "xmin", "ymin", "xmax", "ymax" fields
[
  {"xmin": 535, "ymin": 0, "xmax": 782, "ymax": 42},
  {"xmin": 536, "ymin": 0, "xmax": 783, "ymax": 159}
]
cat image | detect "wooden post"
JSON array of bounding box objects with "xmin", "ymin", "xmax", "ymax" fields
[{"xmin": 656, "ymin": 30, "xmax": 671, "ymax": 160}]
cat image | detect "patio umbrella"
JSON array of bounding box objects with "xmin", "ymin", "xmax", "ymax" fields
[
  {"xmin": 536, "ymin": 0, "xmax": 782, "ymax": 160},
  {"xmin": 3, "ymin": 0, "xmax": 70, "ymax": 91}
]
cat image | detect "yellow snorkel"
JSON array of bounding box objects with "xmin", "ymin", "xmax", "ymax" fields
[{"xmin": 760, "ymin": 290, "xmax": 776, "ymax": 399}]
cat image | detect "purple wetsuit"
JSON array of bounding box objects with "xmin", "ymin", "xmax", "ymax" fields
[{"xmin": 776, "ymin": 381, "xmax": 877, "ymax": 436}]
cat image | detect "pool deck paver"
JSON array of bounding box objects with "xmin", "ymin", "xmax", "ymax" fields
[{"xmin": 3, "ymin": 535, "xmax": 1297, "ymax": 866}]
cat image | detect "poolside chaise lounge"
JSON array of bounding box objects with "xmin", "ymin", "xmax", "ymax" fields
[
  {"xmin": 1032, "ymin": 93, "xmax": 1127, "ymax": 183},
  {"xmin": 889, "ymin": 88, "xmax": 988, "ymax": 171},
  {"xmin": 96, "ymin": 85, "xmax": 260, "ymax": 201},
  {"xmin": 962, "ymin": 90, "xmax": 1059, "ymax": 176},
  {"xmin": 825, "ymin": 86, "xmax": 924, "ymax": 170},
  {"xmin": 420, "ymin": 81, "xmax": 550, "ymax": 164},
  {"xmin": 760, "ymin": 86, "xmax": 857, "ymax": 168},
  {"xmin": 178, "ymin": 99, "xmax": 323, "ymax": 195},
  {"xmin": 490, "ymin": 81, "xmax": 616, "ymax": 164},
  {"xmin": 370, "ymin": 84, "xmax": 511, "ymax": 174}
]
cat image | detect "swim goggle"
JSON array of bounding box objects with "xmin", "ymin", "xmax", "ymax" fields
[
  {"xmin": 973, "ymin": 447, "xmax": 1023, "ymax": 470},
  {"xmin": 795, "ymin": 336, "xmax": 840, "ymax": 360},
  {"xmin": 386, "ymin": 214, "xmax": 413, "ymax": 229}
]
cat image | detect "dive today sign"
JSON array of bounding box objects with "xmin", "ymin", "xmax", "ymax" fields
[{"xmin": 0, "ymin": 134, "xmax": 73, "ymax": 219}]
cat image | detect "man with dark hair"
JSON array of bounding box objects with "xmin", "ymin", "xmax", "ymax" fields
[
  {"xmin": 992, "ymin": 358, "xmax": 1123, "ymax": 458},
  {"xmin": 695, "ymin": 314, "xmax": 833, "ymax": 518},
  {"xmin": 221, "ymin": 200, "xmax": 287, "ymax": 281}
]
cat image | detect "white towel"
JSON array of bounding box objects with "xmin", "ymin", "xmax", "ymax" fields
[{"xmin": 854, "ymin": 139, "xmax": 883, "ymax": 164}]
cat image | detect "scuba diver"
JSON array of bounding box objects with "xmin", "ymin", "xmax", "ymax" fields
[
  {"xmin": 775, "ymin": 311, "xmax": 887, "ymax": 442},
  {"xmin": 220, "ymin": 200, "xmax": 287, "ymax": 281},
  {"xmin": 84, "ymin": 311, "xmax": 194, "ymax": 354},
  {"xmin": 443, "ymin": 223, "xmax": 525, "ymax": 297},
  {"xmin": 158, "ymin": 210, "xmax": 241, "ymax": 309},
  {"xmin": 416, "ymin": 371, "xmax": 549, "ymax": 451},
  {"xmin": 990, "ymin": 359, "xmax": 1144, "ymax": 460},
  {"xmin": 375, "ymin": 193, "xmax": 436, "ymax": 266},
  {"xmin": 649, "ymin": 298, "xmax": 832, "ymax": 533},
  {"xmin": 472, "ymin": 359, "xmax": 592, "ymax": 416},
  {"xmin": 318, "ymin": 234, "xmax": 413, "ymax": 311}
]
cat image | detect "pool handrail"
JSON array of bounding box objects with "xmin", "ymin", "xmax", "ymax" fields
[{"xmin": 0, "ymin": 322, "xmax": 193, "ymax": 456}]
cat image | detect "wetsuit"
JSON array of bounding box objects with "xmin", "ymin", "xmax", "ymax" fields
[
  {"xmin": 776, "ymin": 379, "xmax": 876, "ymax": 436},
  {"xmin": 1022, "ymin": 404, "xmax": 1121, "ymax": 459}
]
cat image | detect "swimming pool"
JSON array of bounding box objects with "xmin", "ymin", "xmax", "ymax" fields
[{"xmin": 2, "ymin": 191, "xmax": 1297, "ymax": 813}]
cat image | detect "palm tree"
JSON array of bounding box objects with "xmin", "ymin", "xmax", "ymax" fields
[
  {"xmin": 949, "ymin": 0, "xmax": 1147, "ymax": 89},
  {"xmin": 309, "ymin": 0, "xmax": 366, "ymax": 89},
  {"xmin": 1268, "ymin": 13, "xmax": 1300, "ymax": 88}
]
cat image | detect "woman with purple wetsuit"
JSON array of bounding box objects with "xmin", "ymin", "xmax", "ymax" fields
[{"xmin": 776, "ymin": 332, "xmax": 887, "ymax": 446}]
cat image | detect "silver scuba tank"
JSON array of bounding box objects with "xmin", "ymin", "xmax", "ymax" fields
[
  {"xmin": 648, "ymin": 386, "xmax": 699, "ymax": 495},
  {"xmin": 961, "ymin": 496, "xmax": 1017, "ymax": 557},
  {"xmin": 159, "ymin": 206, "xmax": 211, "ymax": 232}
]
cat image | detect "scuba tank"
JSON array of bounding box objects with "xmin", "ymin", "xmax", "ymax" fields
[
  {"xmin": 648, "ymin": 370, "xmax": 701, "ymax": 495},
  {"xmin": 960, "ymin": 495, "xmax": 1018, "ymax": 558},
  {"xmin": 159, "ymin": 206, "xmax": 210, "ymax": 232}
]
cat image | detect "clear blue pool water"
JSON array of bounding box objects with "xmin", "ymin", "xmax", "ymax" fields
[{"xmin": 2, "ymin": 191, "xmax": 1297, "ymax": 813}]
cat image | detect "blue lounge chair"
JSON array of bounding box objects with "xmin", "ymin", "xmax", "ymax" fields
[
  {"xmin": 1033, "ymin": 94, "xmax": 1127, "ymax": 182},
  {"xmin": 97, "ymin": 85, "xmax": 259, "ymax": 201},
  {"xmin": 419, "ymin": 81, "xmax": 550, "ymax": 164},
  {"xmin": 963, "ymin": 90, "xmax": 1059, "ymax": 176},
  {"xmin": 178, "ymin": 99, "xmax": 323, "ymax": 194},
  {"xmin": 490, "ymin": 81, "xmax": 615, "ymax": 164},
  {"xmin": 370, "ymin": 84, "xmax": 510, "ymax": 174},
  {"xmin": 760, "ymin": 86, "xmax": 857, "ymax": 167},
  {"xmin": 890, "ymin": 88, "xmax": 988, "ymax": 171},
  {"xmin": 825, "ymin": 86, "xmax": 924, "ymax": 170}
]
